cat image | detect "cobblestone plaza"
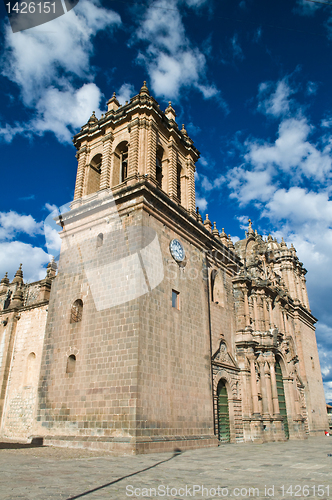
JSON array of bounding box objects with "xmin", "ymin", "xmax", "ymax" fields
[{"xmin": 1, "ymin": 436, "xmax": 332, "ymax": 499}]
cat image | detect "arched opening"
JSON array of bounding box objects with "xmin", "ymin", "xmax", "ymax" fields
[
  {"xmin": 25, "ymin": 352, "xmax": 36, "ymax": 386},
  {"xmin": 275, "ymin": 359, "xmax": 289, "ymax": 439},
  {"xmin": 3, "ymin": 290, "xmax": 11, "ymax": 310},
  {"xmin": 177, "ymin": 164, "xmax": 182, "ymax": 202},
  {"xmin": 70, "ymin": 299, "xmax": 83, "ymax": 323},
  {"xmin": 156, "ymin": 146, "xmax": 164, "ymax": 188},
  {"xmin": 113, "ymin": 141, "xmax": 129, "ymax": 185},
  {"xmin": 97, "ymin": 233, "xmax": 103, "ymax": 248},
  {"xmin": 217, "ymin": 379, "xmax": 230, "ymax": 442},
  {"xmin": 66, "ymin": 354, "xmax": 76, "ymax": 374},
  {"xmin": 121, "ymin": 149, "xmax": 128, "ymax": 182},
  {"xmin": 86, "ymin": 153, "xmax": 102, "ymax": 195}
]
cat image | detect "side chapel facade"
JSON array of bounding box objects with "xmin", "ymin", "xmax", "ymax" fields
[{"xmin": 0, "ymin": 83, "xmax": 328, "ymax": 453}]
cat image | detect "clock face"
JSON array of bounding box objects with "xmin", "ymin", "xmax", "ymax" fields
[{"xmin": 170, "ymin": 239, "xmax": 185, "ymax": 262}]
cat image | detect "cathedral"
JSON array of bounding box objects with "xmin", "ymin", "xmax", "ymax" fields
[{"xmin": 0, "ymin": 82, "xmax": 328, "ymax": 454}]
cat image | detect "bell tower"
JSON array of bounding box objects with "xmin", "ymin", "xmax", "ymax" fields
[
  {"xmin": 35, "ymin": 83, "xmax": 220, "ymax": 454},
  {"xmin": 72, "ymin": 82, "xmax": 198, "ymax": 217}
]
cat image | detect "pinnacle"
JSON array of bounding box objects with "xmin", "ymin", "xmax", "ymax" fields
[{"xmin": 140, "ymin": 80, "xmax": 150, "ymax": 95}]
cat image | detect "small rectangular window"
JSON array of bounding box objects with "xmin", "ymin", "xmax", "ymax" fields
[{"xmin": 172, "ymin": 290, "xmax": 180, "ymax": 309}]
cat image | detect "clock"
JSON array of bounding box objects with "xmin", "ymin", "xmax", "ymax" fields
[{"xmin": 169, "ymin": 239, "xmax": 185, "ymax": 262}]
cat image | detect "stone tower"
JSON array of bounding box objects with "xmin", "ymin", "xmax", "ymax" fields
[{"xmin": 34, "ymin": 82, "xmax": 228, "ymax": 453}]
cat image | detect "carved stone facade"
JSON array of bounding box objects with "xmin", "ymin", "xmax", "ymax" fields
[{"xmin": 0, "ymin": 83, "xmax": 328, "ymax": 453}]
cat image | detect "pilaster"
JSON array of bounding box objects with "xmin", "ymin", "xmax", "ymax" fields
[
  {"xmin": 100, "ymin": 132, "xmax": 114, "ymax": 190},
  {"xmin": 74, "ymin": 146, "xmax": 87, "ymax": 200}
]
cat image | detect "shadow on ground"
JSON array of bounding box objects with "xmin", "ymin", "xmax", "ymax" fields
[{"xmin": 0, "ymin": 437, "xmax": 44, "ymax": 449}]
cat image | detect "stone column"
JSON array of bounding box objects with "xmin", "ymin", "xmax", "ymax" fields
[
  {"xmin": 187, "ymin": 157, "xmax": 196, "ymax": 218},
  {"xmin": 243, "ymin": 288, "xmax": 251, "ymax": 327},
  {"xmin": 147, "ymin": 120, "xmax": 157, "ymax": 179},
  {"xmin": 258, "ymin": 355, "xmax": 269, "ymax": 416},
  {"xmin": 74, "ymin": 146, "xmax": 87, "ymax": 200},
  {"xmin": 275, "ymin": 300, "xmax": 284, "ymax": 333},
  {"xmin": 100, "ymin": 132, "xmax": 114, "ymax": 190},
  {"xmin": 287, "ymin": 266, "xmax": 298, "ymax": 302},
  {"xmin": 295, "ymin": 270, "xmax": 304, "ymax": 304},
  {"xmin": 128, "ymin": 118, "xmax": 139, "ymax": 178},
  {"xmin": 248, "ymin": 354, "xmax": 260, "ymax": 415},
  {"xmin": 168, "ymin": 139, "xmax": 178, "ymax": 201},
  {"xmin": 267, "ymin": 297, "xmax": 273, "ymax": 328},
  {"xmin": 265, "ymin": 362, "xmax": 274, "ymax": 416},
  {"xmin": 293, "ymin": 380, "xmax": 301, "ymax": 417},
  {"xmin": 252, "ymin": 292, "xmax": 259, "ymax": 331},
  {"xmin": 282, "ymin": 310, "xmax": 288, "ymax": 336},
  {"xmin": 301, "ymin": 274, "xmax": 310, "ymax": 310},
  {"xmin": 256, "ymin": 290, "xmax": 265, "ymax": 331},
  {"xmin": 262, "ymin": 295, "xmax": 270, "ymax": 331},
  {"xmin": 269, "ymin": 357, "xmax": 280, "ymax": 415}
]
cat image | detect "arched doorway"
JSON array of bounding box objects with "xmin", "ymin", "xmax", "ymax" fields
[
  {"xmin": 275, "ymin": 360, "xmax": 289, "ymax": 439},
  {"xmin": 217, "ymin": 379, "xmax": 230, "ymax": 442}
]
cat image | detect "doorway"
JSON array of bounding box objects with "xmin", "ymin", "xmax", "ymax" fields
[{"xmin": 217, "ymin": 380, "xmax": 230, "ymax": 442}]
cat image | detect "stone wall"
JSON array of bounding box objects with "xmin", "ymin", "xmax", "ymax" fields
[{"xmin": 1, "ymin": 305, "xmax": 48, "ymax": 438}]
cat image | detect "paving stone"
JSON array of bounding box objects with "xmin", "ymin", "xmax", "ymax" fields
[{"xmin": 1, "ymin": 437, "xmax": 332, "ymax": 499}]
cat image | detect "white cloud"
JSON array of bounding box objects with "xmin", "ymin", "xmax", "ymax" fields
[
  {"xmin": 196, "ymin": 196, "xmax": 208, "ymax": 211},
  {"xmin": 1, "ymin": 0, "xmax": 121, "ymax": 143},
  {"xmin": 0, "ymin": 211, "xmax": 50, "ymax": 282},
  {"xmin": 257, "ymin": 78, "xmax": 296, "ymax": 118},
  {"xmin": 199, "ymin": 156, "xmax": 209, "ymax": 168},
  {"xmin": 0, "ymin": 241, "xmax": 50, "ymax": 283},
  {"xmin": 262, "ymin": 188, "xmax": 332, "ymax": 225},
  {"xmin": 227, "ymin": 164, "xmax": 276, "ymax": 205},
  {"xmin": 31, "ymin": 83, "xmax": 103, "ymax": 143},
  {"xmin": 0, "ymin": 123, "xmax": 27, "ymax": 142},
  {"xmin": 116, "ymin": 83, "xmax": 135, "ymax": 105},
  {"xmin": 134, "ymin": 0, "xmax": 219, "ymax": 101},
  {"xmin": 0, "ymin": 211, "xmax": 43, "ymax": 241},
  {"xmin": 244, "ymin": 117, "xmax": 332, "ymax": 182},
  {"xmin": 44, "ymin": 224, "xmax": 62, "ymax": 258},
  {"xmin": 236, "ymin": 215, "xmax": 249, "ymax": 230}
]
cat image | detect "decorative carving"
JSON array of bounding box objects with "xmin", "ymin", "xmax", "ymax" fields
[{"xmin": 213, "ymin": 341, "xmax": 237, "ymax": 367}]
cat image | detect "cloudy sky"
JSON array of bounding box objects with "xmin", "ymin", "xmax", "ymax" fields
[{"xmin": 1, "ymin": 0, "xmax": 332, "ymax": 398}]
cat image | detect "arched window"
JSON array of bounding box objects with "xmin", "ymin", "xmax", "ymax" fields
[
  {"xmin": 70, "ymin": 299, "xmax": 83, "ymax": 323},
  {"xmin": 66, "ymin": 354, "xmax": 76, "ymax": 374},
  {"xmin": 156, "ymin": 146, "xmax": 164, "ymax": 188},
  {"xmin": 113, "ymin": 142, "xmax": 129, "ymax": 186},
  {"xmin": 97, "ymin": 233, "xmax": 103, "ymax": 248},
  {"xmin": 177, "ymin": 164, "xmax": 182, "ymax": 202},
  {"xmin": 86, "ymin": 153, "xmax": 102, "ymax": 195},
  {"xmin": 25, "ymin": 352, "xmax": 36, "ymax": 386}
]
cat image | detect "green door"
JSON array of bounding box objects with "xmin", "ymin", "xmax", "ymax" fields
[
  {"xmin": 217, "ymin": 380, "xmax": 230, "ymax": 442},
  {"xmin": 275, "ymin": 361, "xmax": 289, "ymax": 439}
]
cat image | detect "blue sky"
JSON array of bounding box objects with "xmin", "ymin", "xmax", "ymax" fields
[{"xmin": 1, "ymin": 0, "xmax": 332, "ymax": 398}]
